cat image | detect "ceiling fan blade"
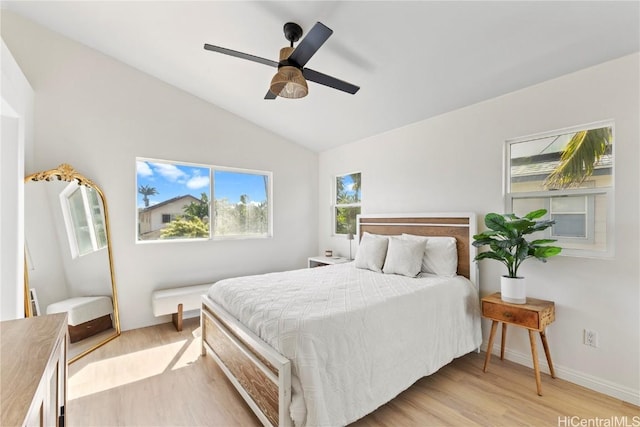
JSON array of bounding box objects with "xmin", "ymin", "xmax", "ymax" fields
[
  {"xmin": 303, "ymin": 68, "xmax": 360, "ymax": 94},
  {"xmin": 204, "ymin": 44, "xmax": 278, "ymax": 68},
  {"xmin": 288, "ymin": 22, "xmax": 333, "ymax": 67},
  {"xmin": 264, "ymin": 90, "xmax": 277, "ymax": 100}
]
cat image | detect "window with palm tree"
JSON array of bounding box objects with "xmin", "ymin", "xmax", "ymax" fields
[
  {"xmin": 334, "ymin": 172, "xmax": 361, "ymax": 235},
  {"xmin": 136, "ymin": 159, "xmax": 271, "ymax": 242},
  {"xmin": 506, "ymin": 121, "xmax": 613, "ymax": 257}
]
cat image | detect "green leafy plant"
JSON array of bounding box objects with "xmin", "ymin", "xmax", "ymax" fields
[
  {"xmin": 472, "ymin": 209, "xmax": 562, "ymax": 278},
  {"xmin": 161, "ymin": 217, "xmax": 209, "ymax": 238}
]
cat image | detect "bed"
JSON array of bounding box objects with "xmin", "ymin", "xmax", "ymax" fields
[{"xmin": 201, "ymin": 213, "xmax": 482, "ymax": 426}]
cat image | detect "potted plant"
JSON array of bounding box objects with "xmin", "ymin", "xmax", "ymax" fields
[{"xmin": 472, "ymin": 209, "xmax": 562, "ymax": 304}]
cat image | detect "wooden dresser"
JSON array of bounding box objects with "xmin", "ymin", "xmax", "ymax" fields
[{"xmin": 1, "ymin": 313, "xmax": 68, "ymax": 427}]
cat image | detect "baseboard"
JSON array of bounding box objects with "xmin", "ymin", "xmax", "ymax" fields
[
  {"xmin": 481, "ymin": 340, "xmax": 640, "ymax": 406},
  {"xmin": 183, "ymin": 309, "xmax": 200, "ymax": 320}
]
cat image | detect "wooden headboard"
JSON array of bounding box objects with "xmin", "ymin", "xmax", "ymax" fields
[{"xmin": 356, "ymin": 213, "xmax": 478, "ymax": 285}]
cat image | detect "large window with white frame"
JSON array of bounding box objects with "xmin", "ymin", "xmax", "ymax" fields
[
  {"xmin": 136, "ymin": 158, "xmax": 271, "ymax": 242},
  {"xmin": 505, "ymin": 121, "xmax": 613, "ymax": 257},
  {"xmin": 334, "ymin": 172, "xmax": 361, "ymax": 235}
]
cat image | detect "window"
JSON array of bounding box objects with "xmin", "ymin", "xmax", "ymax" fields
[
  {"xmin": 334, "ymin": 172, "xmax": 361, "ymax": 235},
  {"xmin": 550, "ymin": 195, "xmax": 594, "ymax": 241},
  {"xmin": 506, "ymin": 122, "xmax": 613, "ymax": 257},
  {"xmin": 60, "ymin": 182, "xmax": 107, "ymax": 258},
  {"xmin": 213, "ymin": 170, "xmax": 270, "ymax": 237},
  {"xmin": 136, "ymin": 158, "xmax": 271, "ymax": 242}
]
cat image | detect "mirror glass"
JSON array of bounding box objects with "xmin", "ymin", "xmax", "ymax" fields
[{"xmin": 24, "ymin": 164, "xmax": 120, "ymax": 362}]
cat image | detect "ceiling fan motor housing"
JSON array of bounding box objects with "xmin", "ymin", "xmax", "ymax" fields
[{"xmin": 270, "ymin": 46, "xmax": 308, "ymax": 98}]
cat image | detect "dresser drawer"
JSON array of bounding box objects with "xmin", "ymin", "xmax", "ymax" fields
[{"xmin": 482, "ymin": 301, "xmax": 540, "ymax": 329}]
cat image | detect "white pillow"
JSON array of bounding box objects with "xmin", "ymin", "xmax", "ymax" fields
[
  {"xmin": 401, "ymin": 234, "xmax": 458, "ymax": 277},
  {"xmin": 382, "ymin": 236, "xmax": 425, "ymax": 277},
  {"xmin": 354, "ymin": 232, "xmax": 389, "ymax": 272}
]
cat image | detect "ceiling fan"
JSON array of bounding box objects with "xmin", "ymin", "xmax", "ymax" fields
[{"xmin": 204, "ymin": 22, "xmax": 360, "ymax": 99}]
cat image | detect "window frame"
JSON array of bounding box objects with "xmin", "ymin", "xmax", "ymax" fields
[
  {"xmin": 548, "ymin": 194, "xmax": 595, "ymax": 243},
  {"xmin": 333, "ymin": 171, "xmax": 362, "ymax": 236},
  {"xmin": 59, "ymin": 182, "xmax": 107, "ymax": 258},
  {"xmin": 211, "ymin": 165, "xmax": 273, "ymax": 241},
  {"xmin": 504, "ymin": 120, "xmax": 614, "ymax": 258},
  {"xmin": 136, "ymin": 158, "xmax": 273, "ymax": 243}
]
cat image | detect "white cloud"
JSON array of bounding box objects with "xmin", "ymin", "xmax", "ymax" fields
[
  {"xmin": 136, "ymin": 161, "xmax": 153, "ymax": 177},
  {"xmin": 151, "ymin": 162, "xmax": 187, "ymax": 182},
  {"xmin": 186, "ymin": 175, "xmax": 210, "ymax": 190}
]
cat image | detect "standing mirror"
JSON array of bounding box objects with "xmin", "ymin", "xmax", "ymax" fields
[{"xmin": 24, "ymin": 164, "xmax": 120, "ymax": 362}]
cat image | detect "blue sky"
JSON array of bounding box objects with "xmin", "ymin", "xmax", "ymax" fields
[
  {"xmin": 338, "ymin": 173, "xmax": 360, "ymax": 199},
  {"xmin": 136, "ymin": 160, "xmax": 267, "ymax": 208}
]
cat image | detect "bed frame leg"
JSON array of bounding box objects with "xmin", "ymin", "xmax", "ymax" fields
[{"xmin": 200, "ymin": 307, "xmax": 206, "ymax": 356}]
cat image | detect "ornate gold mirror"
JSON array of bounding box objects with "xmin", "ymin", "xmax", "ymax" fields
[{"xmin": 24, "ymin": 164, "xmax": 120, "ymax": 362}]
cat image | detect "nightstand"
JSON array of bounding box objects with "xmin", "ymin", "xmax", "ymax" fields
[
  {"xmin": 481, "ymin": 292, "xmax": 556, "ymax": 396},
  {"xmin": 308, "ymin": 256, "xmax": 350, "ymax": 268}
]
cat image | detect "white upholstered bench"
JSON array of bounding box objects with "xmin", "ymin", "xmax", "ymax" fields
[
  {"xmin": 151, "ymin": 284, "xmax": 212, "ymax": 331},
  {"xmin": 46, "ymin": 296, "xmax": 114, "ymax": 343}
]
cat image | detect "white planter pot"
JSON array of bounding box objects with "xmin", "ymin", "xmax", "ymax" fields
[{"xmin": 501, "ymin": 276, "xmax": 526, "ymax": 304}]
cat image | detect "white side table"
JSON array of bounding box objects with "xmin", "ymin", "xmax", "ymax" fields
[{"xmin": 308, "ymin": 256, "xmax": 351, "ymax": 268}]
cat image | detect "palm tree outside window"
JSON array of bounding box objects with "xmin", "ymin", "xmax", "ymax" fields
[{"xmin": 334, "ymin": 172, "xmax": 361, "ymax": 235}]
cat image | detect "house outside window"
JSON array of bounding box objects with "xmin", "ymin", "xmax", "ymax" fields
[
  {"xmin": 334, "ymin": 172, "xmax": 361, "ymax": 235},
  {"xmin": 136, "ymin": 159, "xmax": 271, "ymax": 242},
  {"xmin": 505, "ymin": 121, "xmax": 613, "ymax": 257}
]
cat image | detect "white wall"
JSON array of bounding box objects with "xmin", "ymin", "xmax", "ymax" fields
[
  {"xmin": 24, "ymin": 181, "xmax": 70, "ymax": 311},
  {"xmin": 319, "ymin": 54, "xmax": 640, "ymax": 404},
  {"xmin": 0, "ymin": 39, "xmax": 33, "ymax": 320},
  {"xmin": 2, "ymin": 11, "xmax": 319, "ymax": 330}
]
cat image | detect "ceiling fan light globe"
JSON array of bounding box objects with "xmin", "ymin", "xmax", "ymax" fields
[{"xmin": 270, "ymin": 66, "xmax": 308, "ymax": 99}]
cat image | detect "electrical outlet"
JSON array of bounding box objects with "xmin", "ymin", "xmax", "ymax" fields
[{"xmin": 584, "ymin": 329, "xmax": 599, "ymax": 347}]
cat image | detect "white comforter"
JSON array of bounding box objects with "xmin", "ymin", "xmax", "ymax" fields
[{"xmin": 207, "ymin": 262, "xmax": 481, "ymax": 426}]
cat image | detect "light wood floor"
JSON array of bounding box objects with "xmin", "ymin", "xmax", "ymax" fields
[{"xmin": 68, "ymin": 318, "xmax": 639, "ymax": 426}]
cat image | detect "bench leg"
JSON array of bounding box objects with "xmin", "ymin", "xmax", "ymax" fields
[{"xmin": 172, "ymin": 303, "xmax": 183, "ymax": 332}]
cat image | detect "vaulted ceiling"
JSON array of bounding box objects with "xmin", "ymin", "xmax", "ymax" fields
[{"xmin": 2, "ymin": 1, "xmax": 638, "ymax": 152}]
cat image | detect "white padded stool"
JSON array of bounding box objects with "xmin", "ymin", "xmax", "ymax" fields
[{"xmin": 152, "ymin": 284, "xmax": 212, "ymax": 331}]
